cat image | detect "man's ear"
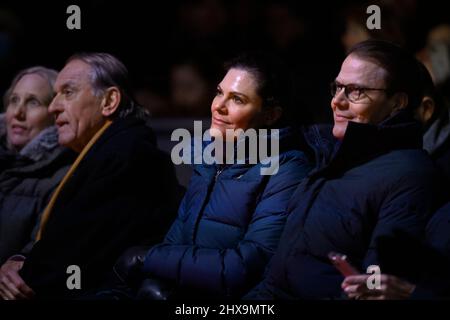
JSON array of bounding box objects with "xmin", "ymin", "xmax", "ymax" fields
[
  {"xmin": 391, "ymin": 92, "xmax": 409, "ymax": 115},
  {"xmin": 416, "ymin": 96, "xmax": 435, "ymax": 124},
  {"xmin": 264, "ymin": 106, "xmax": 283, "ymax": 126},
  {"xmin": 101, "ymin": 87, "xmax": 121, "ymax": 117}
]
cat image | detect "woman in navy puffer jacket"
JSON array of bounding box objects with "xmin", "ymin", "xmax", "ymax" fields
[{"xmin": 138, "ymin": 53, "xmax": 312, "ymax": 298}]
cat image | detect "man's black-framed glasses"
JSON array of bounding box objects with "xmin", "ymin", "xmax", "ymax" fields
[{"xmin": 330, "ymin": 81, "xmax": 388, "ymax": 103}]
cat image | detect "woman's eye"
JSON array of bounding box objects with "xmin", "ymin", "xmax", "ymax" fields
[
  {"xmin": 9, "ymin": 96, "xmax": 19, "ymax": 105},
  {"xmin": 215, "ymin": 89, "xmax": 223, "ymax": 96},
  {"xmin": 28, "ymin": 99, "xmax": 40, "ymax": 107},
  {"xmin": 233, "ymin": 96, "xmax": 244, "ymax": 104}
]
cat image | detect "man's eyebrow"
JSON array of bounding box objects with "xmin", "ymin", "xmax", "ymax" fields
[
  {"xmin": 58, "ymin": 81, "xmax": 77, "ymax": 90},
  {"xmin": 335, "ymin": 80, "xmax": 366, "ymax": 87}
]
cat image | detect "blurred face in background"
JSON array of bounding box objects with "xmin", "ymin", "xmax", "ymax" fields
[
  {"xmin": 6, "ymin": 73, "xmax": 54, "ymax": 151},
  {"xmin": 210, "ymin": 68, "xmax": 265, "ymax": 139},
  {"xmin": 341, "ymin": 21, "xmax": 370, "ymax": 52},
  {"xmin": 171, "ymin": 64, "xmax": 210, "ymax": 116}
]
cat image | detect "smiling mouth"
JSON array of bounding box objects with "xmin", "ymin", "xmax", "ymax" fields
[
  {"xmin": 334, "ymin": 114, "xmax": 351, "ymax": 121},
  {"xmin": 212, "ymin": 117, "xmax": 230, "ymax": 125}
]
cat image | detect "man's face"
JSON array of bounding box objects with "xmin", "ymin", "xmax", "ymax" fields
[
  {"xmin": 49, "ymin": 59, "xmax": 105, "ymax": 152},
  {"xmin": 331, "ymin": 54, "xmax": 398, "ymax": 140}
]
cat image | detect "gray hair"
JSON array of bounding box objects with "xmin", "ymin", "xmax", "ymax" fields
[
  {"xmin": 3, "ymin": 66, "xmax": 58, "ymax": 109},
  {"xmin": 66, "ymin": 52, "xmax": 146, "ymax": 119}
]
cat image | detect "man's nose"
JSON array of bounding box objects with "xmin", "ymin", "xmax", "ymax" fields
[
  {"xmin": 48, "ymin": 95, "xmax": 62, "ymax": 115},
  {"xmin": 331, "ymin": 88, "xmax": 348, "ymax": 109}
]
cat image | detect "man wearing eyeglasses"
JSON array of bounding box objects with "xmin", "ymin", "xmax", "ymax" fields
[
  {"xmin": 246, "ymin": 40, "xmax": 444, "ymax": 300},
  {"xmin": 329, "ymin": 58, "xmax": 407, "ymax": 140}
]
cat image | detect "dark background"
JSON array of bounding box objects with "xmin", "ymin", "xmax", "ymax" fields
[{"xmin": 1, "ymin": 0, "xmax": 449, "ymax": 123}]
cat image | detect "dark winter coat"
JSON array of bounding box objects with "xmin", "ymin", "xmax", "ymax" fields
[
  {"xmin": 19, "ymin": 116, "xmax": 181, "ymax": 298},
  {"xmin": 248, "ymin": 110, "xmax": 441, "ymax": 299},
  {"xmin": 142, "ymin": 127, "xmax": 312, "ymax": 298},
  {"xmin": 0, "ymin": 115, "xmax": 75, "ymax": 264}
]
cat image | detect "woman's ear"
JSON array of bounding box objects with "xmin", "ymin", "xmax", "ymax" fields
[
  {"xmin": 264, "ymin": 106, "xmax": 283, "ymax": 126},
  {"xmin": 101, "ymin": 87, "xmax": 121, "ymax": 117}
]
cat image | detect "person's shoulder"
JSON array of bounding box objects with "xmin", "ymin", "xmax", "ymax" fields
[
  {"xmin": 95, "ymin": 117, "xmax": 161, "ymax": 158},
  {"xmin": 273, "ymin": 150, "xmax": 312, "ymax": 181},
  {"xmin": 278, "ymin": 148, "xmax": 310, "ymax": 163},
  {"xmin": 80, "ymin": 118, "xmax": 173, "ymax": 179},
  {"xmin": 365, "ymin": 149, "xmax": 440, "ymax": 192},
  {"xmin": 380, "ymin": 149, "xmax": 436, "ymax": 174}
]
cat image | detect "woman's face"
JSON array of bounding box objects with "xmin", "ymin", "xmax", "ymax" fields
[
  {"xmin": 210, "ymin": 68, "xmax": 265, "ymax": 139},
  {"xmin": 6, "ymin": 73, "xmax": 54, "ymax": 151}
]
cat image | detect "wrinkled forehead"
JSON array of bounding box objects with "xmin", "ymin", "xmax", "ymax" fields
[
  {"xmin": 337, "ymin": 54, "xmax": 388, "ymax": 87},
  {"xmin": 55, "ymin": 59, "xmax": 93, "ymax": 89}
]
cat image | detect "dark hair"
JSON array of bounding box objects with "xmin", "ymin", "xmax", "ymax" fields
[
  {"xmin": 348, "ymin": 40, "xmax": 426, "ymax": 111},
  {"xmin": 66, "ymin": 52, "xmax": 145, "ymax": 119},
  {"xmin": 417, "ymin": 59, "xmax": 448, "ymax": 124},
  {"xmin": 417, "ymin": 60, "xmax": 436, "ymax": 98},
  {"xmin": 224, "ymin": 51, "xmax": 295, "ymax": 127}
]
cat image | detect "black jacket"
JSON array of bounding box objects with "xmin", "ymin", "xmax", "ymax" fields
[
  {"xmin": 423, "ymin": 106, "xmax": 450, "ymax": 199},
  {"xmin": 0, "ymin": 117, "xmax": 75, "ymax": 264},
  {"xmin": 20, "ymin": 116, "xmax": 181, "ymax": 298},
  {"xmin": 247, "ymin": 110, "xmax": 442, "ymax": 299}
]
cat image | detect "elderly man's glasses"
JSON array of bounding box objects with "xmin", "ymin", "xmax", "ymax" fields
[{"xmin": 330, "ymin": 82, "xmax": 388, "ymax": 103}]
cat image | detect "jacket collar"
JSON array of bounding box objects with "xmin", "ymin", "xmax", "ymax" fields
[
  {"xmin": 423, "ymin": 106, "xmax": 450, "ymax": 155},
  {"xmin": 85, "ymin": 115, "xmax": 156, "ymax": 158},
  {"xmin": 0, "ymin": 114, "xmax": 74, "ymax": 174},
  {"xmin": 0, "ymin": 113, "xmax": 60, "ymax": 162},
  {"xmin": 316, "ymin": 109, "xmax": 423, "ymax": 176},
  {"xmin": 192, "ymin": 126, "xmax": 302, "ymax": 175},
  {"xmin": 19, "ymin": 126, "xmax": 60, "ymax": 162},
  {"xmin": 300, "ymin": 124, "xmax": 336, "ymax": 170}
]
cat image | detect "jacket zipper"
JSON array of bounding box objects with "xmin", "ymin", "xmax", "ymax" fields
[
  {"xmin": 215, "ymin": 166, "xmax": 224, "ymax": 181},
  {"xmin": 192, "ymin": 166, "xmax": 224, "ymax": 243}
]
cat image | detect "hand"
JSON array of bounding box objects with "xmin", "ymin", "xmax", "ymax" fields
[
  {"xmin": 0, "ymin": 258, "xmax": 35, "ymax": 300},
  {"xmin": 136, "ymin": 278, "xmax": 174, "ymax": 300},
  {"xmin": 342, "ymin": 274, "xmax": 415, "ymax": 300},
  {"xmin": 113, "ymin": 246, "xmax": 150, "ymax": 288}
]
